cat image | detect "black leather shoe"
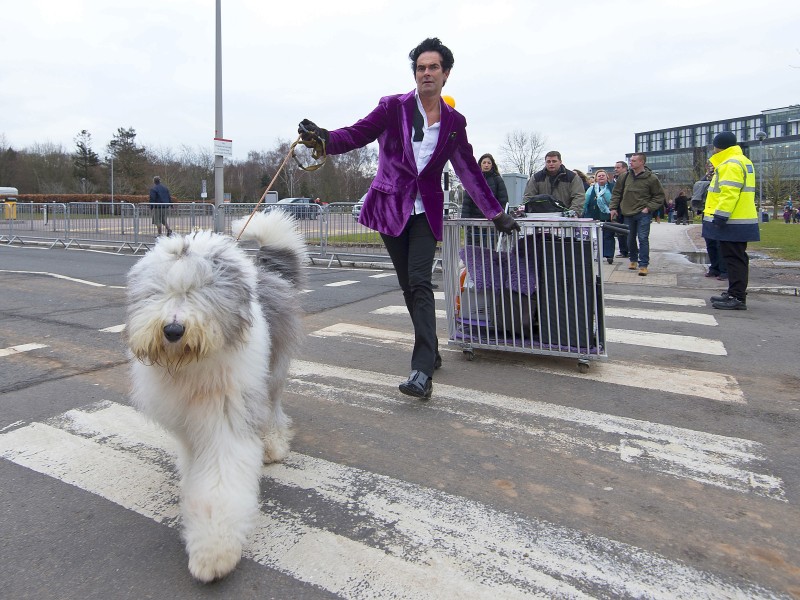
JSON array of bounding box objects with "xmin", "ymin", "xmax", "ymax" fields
[
  {"xmin": 434, "ymin": 352, "xmax": 442, "ymax": 370},
  {"xmin": 710, "ymin": 291, "xmax": 730, "ymax": 303},
  {"xmin": 399, "ymin": 371, "xmax": 432, "ymax": 399},
  {"xmin": 712, "ymin": 296, "xmax": 747, "ymax": 310}
]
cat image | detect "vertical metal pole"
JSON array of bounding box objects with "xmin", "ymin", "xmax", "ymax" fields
[
  {"xmin": 110, "ymin": 157, "xmax": 114, "ymax": 211},
  {"xmin": 214, "ymin": 0, "xmax": 224, "ymax": 232},
  {"xmin": 759, "ymin": 140, "xmax": 764, "ymax": 217}
]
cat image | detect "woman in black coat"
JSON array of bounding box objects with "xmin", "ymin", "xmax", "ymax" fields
[
  {"xmin": 461, "ymin": 153, "xmax": 508, "ymax": 246},
  {"xmin": 461, "ymin": 153, "xmax": 508, "ymax": 218}
]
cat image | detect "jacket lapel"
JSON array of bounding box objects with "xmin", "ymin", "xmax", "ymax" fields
[{"xmin": 400, "ymin": 92, "xmax": 417, "ymax": 170}]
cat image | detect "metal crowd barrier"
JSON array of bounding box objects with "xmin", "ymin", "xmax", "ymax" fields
[
  {"xmin": 442, "ymin": 217, "xmax": 607, "ymax": 371},
  {"xmin": 2, "ymin": 201, "xmax": 476, "ymax": 272}
]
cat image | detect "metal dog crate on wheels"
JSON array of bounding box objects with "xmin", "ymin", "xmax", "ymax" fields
[{"xmin": 442, "ymin": 217, "xmax": 607, "ymax": 371}]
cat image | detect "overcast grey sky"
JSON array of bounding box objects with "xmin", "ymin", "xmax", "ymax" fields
[{"xmin": 2, "ymin": 0, "xmax": 798, "ymax": 174}]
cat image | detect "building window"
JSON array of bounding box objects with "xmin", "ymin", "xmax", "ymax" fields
[
  {"xmin": 651, "ymin": 132, "xmax": 663, "ymax": 151},
  {"xmin": 679, "ymin": 128, "xmax": 693, "ymax": 148},
  {"xmin": 637, "ymin": 134, "xmax": 648, "ymax": 152},
  {"xmin": 695, "ymin": 126, "xmax": 709, "ymax": 147},
  {"xmin": 787, "ymin": 122, "xmax": 800, "ymax": 136},
  {"xmin": 664, "ymin": 130, "xmax": 677, "ymax": 150}
]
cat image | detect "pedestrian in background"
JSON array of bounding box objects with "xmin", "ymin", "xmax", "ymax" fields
[
  {"xmin": 673, "ymin": 189, "xmax": 690, "ymax": 225},
  {"xmin": 695, "ymin": 165, "xmax": 728, "ymax": 281},
  {"xmin": 573, "ymin": 169, "xmax": 591, "ymax": 191},
  {"xmin": 610, "ymin": 153, "xmax": 666, "ymax": 277},
  {"xmin": 461, "ymin": 153, "xmax": 508, "ymax": 246},
  {"xmin": 522, "ymin": 151, "xmax": 586, "ymax": 216},
  {"xmin": 705, "ymin": 132, "xmax": 759, "ymax": 310},
  {"xmin": 612, "ymin": 161, "xmax": 629, "ymax": 259},
  {"xmin": 297, "ymin": 37, "xmax": 519, "ymax": 400},
  {"xmin": 149, "ymin": 176, "xmax": 172, "ymax": 237},
  {"xmin": 583, "ymin": 169, "xmax": 615, "ymax": 264}
]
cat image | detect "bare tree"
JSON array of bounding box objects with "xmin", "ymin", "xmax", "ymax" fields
[
  {"xmin": 499, "ymin": 130, "xmax": 548, "ymax": 177},
  {"xmin": 762, "ymin": 149, "xmax": 797, "ymax": 218}
]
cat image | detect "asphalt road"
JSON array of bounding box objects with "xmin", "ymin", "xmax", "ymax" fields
[{"xmin": 1, "ymin": 241, "xmax": 799, "ymax": 599}]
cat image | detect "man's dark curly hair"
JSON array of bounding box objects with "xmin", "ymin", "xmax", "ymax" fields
[{"xmin": 409, "ymin": 37, "xmax": 454, "ymax": 74}]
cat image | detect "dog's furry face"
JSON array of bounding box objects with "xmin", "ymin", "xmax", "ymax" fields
[{"xmin": 126, "ymin": 231, "xmax": 257, "ymax": 371}]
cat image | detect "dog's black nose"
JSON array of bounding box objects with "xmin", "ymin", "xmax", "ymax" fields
[{"xmin": 163, "ymin": 322, "xmax": 185, "ymax": 342}]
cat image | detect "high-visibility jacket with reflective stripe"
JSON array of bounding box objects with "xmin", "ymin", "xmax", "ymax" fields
[{"xmin": 702, "ymin": 145, "xmax": 760, "ymax": 242}]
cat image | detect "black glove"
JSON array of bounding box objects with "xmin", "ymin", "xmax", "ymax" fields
[
  {"xmin": 492, "ymin": 212, "xmax": 520, "ymax": 234},
  {"xmin": 298, "ymin": 119, "xmax": 329, "ymax": 147},
  {"xmin": 712, "ymin": 214, "xmax": 729, "ymax": 225}
]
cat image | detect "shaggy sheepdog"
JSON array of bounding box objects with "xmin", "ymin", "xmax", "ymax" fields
[{"xmin": 125, "ymin": 211, "xmax": 306, "ymax": 582}]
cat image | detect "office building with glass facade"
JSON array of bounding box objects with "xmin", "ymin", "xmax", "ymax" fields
[{"xmin": 628, "ymin": 105, "xmax": 800, "ymax": 206}]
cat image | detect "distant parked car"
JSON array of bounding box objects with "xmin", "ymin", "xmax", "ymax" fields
[
  {"xmin": 273, "ymin": 197, "xmax": 318, "ymax": 220},
  {"xmin": 352, "ymin": 194, "xmax": 366, "ymax": 220}
]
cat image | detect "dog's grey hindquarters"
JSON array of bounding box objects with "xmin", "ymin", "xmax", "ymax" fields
[{"xmin": 234, "ymin": 211, "xmax": 307, "ymax": 463}]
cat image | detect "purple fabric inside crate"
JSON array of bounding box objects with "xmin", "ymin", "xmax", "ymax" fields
[
  {"xmin": 459, "ymin": 245, "xmax": 503, "ymax": 291},
  {"xmin": 459, "ymin": 245, "xmax": 536, "ymax": 294}
]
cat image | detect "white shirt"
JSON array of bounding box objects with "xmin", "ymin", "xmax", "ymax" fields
[{"xmin": 411, "ymin": 91, "xmax": 440, "ymax": 214}]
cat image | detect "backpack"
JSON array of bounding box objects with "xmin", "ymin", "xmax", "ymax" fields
[
  {"xmin": 523, "ymin": 194, "xmax": 569, "ymax": 214},
  {"xmin": 691, "ymin": 180, "xmax": 710, "ymax": 211}
]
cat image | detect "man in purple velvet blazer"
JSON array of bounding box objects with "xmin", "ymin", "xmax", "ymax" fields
[{"xmin": 299, "ymin": 37, "xmax": 519, "ymax": 400}]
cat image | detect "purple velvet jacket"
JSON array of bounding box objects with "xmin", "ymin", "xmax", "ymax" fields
[{"xmin": 326, "ymin": 90, "xmax": 504, "ymax": 240}]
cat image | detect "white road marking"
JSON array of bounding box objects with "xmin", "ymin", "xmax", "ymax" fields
[
  {"xmin": 0, "ymin": 343, "xmax": 49, "ymax": 358},
  {"xmin": 604, "ymin": 294, "xmax": 706, "ymax": 307},
  {"xmin": 324, "ymin": 280, "xmax": 359, "ymax": 287},
  {"xmin": 310, "ymin": 323, "xmax": 744, "ymax": 404},
  {"xmin": 434, "ymin": 291, "xmax": 445, "ymax": 300},
  {"xmin": 369, "ymin": 273, "xmax": 396, "ymax": 279},
  {"xmin": 0, "ymin": 401, "xmax": 778, "ymax": 599},
  {"xmin": 372, "ymin": 305, "xmax": 447, "ymax": 319},
  {"xmin": 99, "ymin": 324, "xmax": 126, "ymax": 333},
  {"xmin": 290, "ymin": 359, "xmax": 782, "ymax": 500},
  {"xmin": 605, "ymin": 307, "xmax": 717, "ymax": 326},
  {"xmin": 606, "ymin": 329, "xmax": 726, "ymax": 355},
  {"xmin": 0, "ymin": 269, "xmax": 106, "ymax": 287}
]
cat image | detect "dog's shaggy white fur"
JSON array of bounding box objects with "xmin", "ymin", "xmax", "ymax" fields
[{"xmin": 125, "ymin": 211, "xmax": 306, "ymax": 582}]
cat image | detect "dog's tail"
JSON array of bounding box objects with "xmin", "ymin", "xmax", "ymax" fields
[{"xmin": 233, "ymin": 210, "xmax": 307, "ymax": 287}]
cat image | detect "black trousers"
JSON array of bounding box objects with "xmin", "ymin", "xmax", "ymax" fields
[
  {"xmin": 381, "ymin": 214, "xmax": 438, "ymax": 377},
  {"xmin": 719, "ymin": 241, "xmax": 749, "ymax": 301}
]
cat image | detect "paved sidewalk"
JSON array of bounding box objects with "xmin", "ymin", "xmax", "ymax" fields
[{"xmin": 602, "ymin": 222, "xmax": 800, "ymax": 296}]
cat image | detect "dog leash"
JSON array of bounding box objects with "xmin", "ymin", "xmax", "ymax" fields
[{"xmin": 235, "ymin": 135, "xmax": 327, "ymax": 241}]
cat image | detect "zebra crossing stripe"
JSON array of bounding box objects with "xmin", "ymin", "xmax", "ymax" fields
[
  {"xmin": 325, "ymin": 280, "xmax": 360, "ymax": 287},
  {"xmin": 604, "ymin": 307, "xmax": 717, "ymax": 326},
  {"xmin": 0, "ymin": 401, "xmax": 779, "ymax": 599},
  {"xmin": 289, "ymin": 358, "xmax": 782, "ymax": 500},
  {"xmin": 0, "ymin": 343, "xmax": 49, "ymax": 358},
  {"xmin": 606, "ymin": 329, "xmax": 726, "ymax": 355},
  {"xmin": 372, "ymin": 305, "xmax": 447, "ymax": 319},
  {"xmin": 604, "ymin": 294, "xmax": 707, "ymax": 307},
  {"xmin": 309, "ymin": 323, "xmax": 744, "ymax": 404}
]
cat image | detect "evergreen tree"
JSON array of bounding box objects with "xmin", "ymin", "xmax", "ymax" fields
[
  {"xmin": 106, "ymin": 127, "xmax": 147, "ymax": 193},
  {"xmin": 73, "ymin": 130, "xmax": 100, "ymax": 186}
]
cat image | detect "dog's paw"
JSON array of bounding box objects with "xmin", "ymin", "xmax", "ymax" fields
[
  {"xmin": 187, "ymin": 539, "xmax": 242, "ymax": 583},
  {"xmin": 262, "ymin": 436, "xmax": 291, "ymax": 464}
]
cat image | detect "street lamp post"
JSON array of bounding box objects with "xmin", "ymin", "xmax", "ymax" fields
[{"xmin": 755, "ymin": 130, "xmax": 767, "ymax": 220}]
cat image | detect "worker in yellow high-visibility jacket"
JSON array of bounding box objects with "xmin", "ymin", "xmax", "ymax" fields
[{"xmin": 703, "ymin": 132, "xmax": 759, "ymax": 310}]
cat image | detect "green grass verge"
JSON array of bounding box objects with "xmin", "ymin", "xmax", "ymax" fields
[{"xmin": 751, "ymin": 220, "xmax": 800, "ymax": 261}]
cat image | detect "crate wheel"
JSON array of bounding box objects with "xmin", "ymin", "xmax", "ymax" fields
[{"xmin": 463, "ymin": 349, "xmax": 475, "ymax": 361}]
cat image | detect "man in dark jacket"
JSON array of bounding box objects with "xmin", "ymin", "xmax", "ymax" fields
[
  {"xmin": 609, "ymin": 153, "xmax": 666, "ymax": 276},
  {"xmin": 149, "ymin": 176, "xmax": 172, "ymax": 236},
  {"xmin": 522, "ymin": 151, "xmax": 585, "ymax": 216}
]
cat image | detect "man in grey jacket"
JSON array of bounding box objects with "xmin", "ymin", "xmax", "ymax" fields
[
  {"xmin": 609, "ymin": 153, "xmax": 665, "ymax": 276},
  {"xmin": 522, "ymin": 151, "xmax": 585, "ymax": 216}
]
